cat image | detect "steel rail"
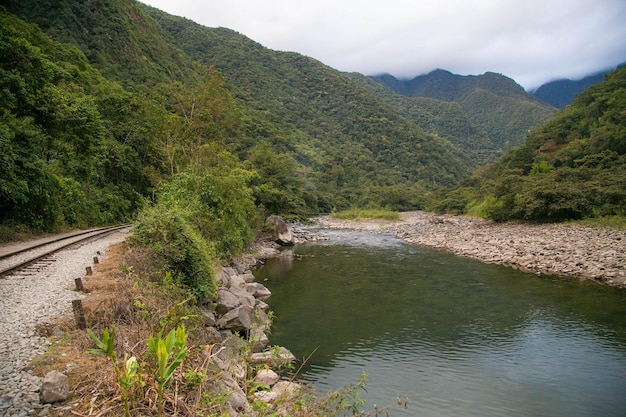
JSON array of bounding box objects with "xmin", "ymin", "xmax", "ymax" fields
[{"xmin": 0, "ymin": 224, "xmax": 131, "ymax": 277}]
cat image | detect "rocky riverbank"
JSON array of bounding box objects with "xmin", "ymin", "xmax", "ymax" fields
[{"xmin": 313, "ymin": 211, "xmax": 626, "ymax": 288}]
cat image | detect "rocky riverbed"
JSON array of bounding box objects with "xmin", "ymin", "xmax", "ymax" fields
[{"xmin": 313, "ymin": 211, "xmax": 626, "ymax": 288}]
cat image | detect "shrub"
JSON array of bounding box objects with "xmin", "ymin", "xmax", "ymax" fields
[{"xmin": 131, "ymin": 206, "xmax": 217, "ymax": 299}]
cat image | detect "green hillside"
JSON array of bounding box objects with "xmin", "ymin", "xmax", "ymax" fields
[
  {"xmin": 2, "ymin": 0, "xmax": 195, "ymax": 87},
  {"xmin": 0, "ymin": 9, "xmax": 156, "ymax": 230},
  {"xmin": 430, "ymin": 66, "xmax": 626, "ymax": 222},
  {"xmin": 140, "ymin": 5, "xmax": 471, "ymax": 191},
  {"xmin": 348, "ymin": 73, "xmax": 501, "ymax": 165}
]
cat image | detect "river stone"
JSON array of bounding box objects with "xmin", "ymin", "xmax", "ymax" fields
[
  {"xmin": 216, "ymin": 269, "xmax": 230, "ymax": 286},
  {"xmin": 40, "ymin": 371, "xmax": 70, "ymax": 403},
  {"xmin": 245, "ymin": 282, "xmax": 272, "ymax": 300},
  {"xmin": 199, "ymin": 307, "xmax": 217, "ymax": 326},
  {"xmin": 254, "ymin": 390, "xmax": 278, "ymax": 403},
  {"xmin": 250, "ymin": 327, "xmax": 270, "ymax": 352},
  {"xmin": 227, "ymin": 273, "xmax": 247, "ymax": 290},
  {"xmin": 254, "ymin": 369, "xmax": 280, "ymax": 387},
  {"xmin": 228, "ymin": 287, "xmax": 256, "ymax": 308},
  {"xmin": 252, "ymin": 308, "xmax": 270, "ymax": 333},
  {"xmin": 272, "ymin": 380, "xmax": 301, "ymax": 398},
  {"xmin": 216, "ymin": 289, "xmax": 241, "ymax": 314},
  {"xmin": 220, "ymin": 373, "xmax": 251, "ymax": 412},
  {"xmin": 255, "ymin": 299, "xmax": 270, "ymax": 312},
  {"xmin": 250, "ymin": 347, "xmax": 296, "ymax": 367},
  {"xmin": 240, "ymin": 272, "xmax": 256, "ymax": 283},
  {"xmin": 202, "ymin": 326, "xmax": 223, "ymax": 344},
  {"xmin": 216, "ymin": 306, "xmax": 254, "ymax": 331},
  {"xmin": 221, "ymin": 266, "xmax": 238, "ymax": 280}
]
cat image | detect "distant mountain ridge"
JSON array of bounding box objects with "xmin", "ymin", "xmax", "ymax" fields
[
  {"xmin": 370, "ymin": 70, "xmax": 555, "ymax": 153},
  {"xmin": 433, "ymin": 65, "xmax": 626, "ymax": 222},
  {"xmin": 531, "ymin": 63, "xmax": 625, "ymax": 108},
  {"xmin": 372, "ymin": 69, "xmax": 532, "ymax": 102}
]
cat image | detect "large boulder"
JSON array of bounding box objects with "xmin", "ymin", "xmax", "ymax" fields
[
  {"xmin": 254, "ymin": 369, "xmax": 280, "ymax": 387},
  {"xmin": 219, "ymin": 373, "xmax": 252, "ymax": 413},
  {"xmin": 217, "ymin": 267, "xmax": 237, "ymax": 286},
  {"xmin": 272, "ymin": 381, "xmax": 301, "ymax": 399},
  {"xmin": 250, "ymin": 328, "xmax": 270, "ymax": 352},
  {"xmin": 268, "ymin": 215, "xmax": 294, "ymax": 246},
  {"xmin": 228, "ymin": 287, "xmax": 256, "ymax": 309},
  {"xmin": 245, "ymin": 282, "xmax": 272, "ymax": 301}
]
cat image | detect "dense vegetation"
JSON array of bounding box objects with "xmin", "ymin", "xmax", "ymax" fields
[
  {"xmin": 141, "ymin": 6, "xmax": 472, "ymax": 202},
  {"xmin": 430, "ymin": 66, "xmax": 626, "ymax": 222},
  {"xmin": 0, "ymin": 10, "xmax": 154, "ymax": 231},
  {"xmin": 1, "ymin": 0, "xmax": 473, "ymax": 238}
]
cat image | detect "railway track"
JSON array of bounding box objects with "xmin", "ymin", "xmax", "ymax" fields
[{"xmin": 0, "ymin": 224, "xmax": 131, "ymax": 278}]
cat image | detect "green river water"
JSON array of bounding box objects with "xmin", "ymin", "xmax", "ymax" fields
[{"xmin": 253, "ymin": 228, "xmax": 626, "ymax": 417}]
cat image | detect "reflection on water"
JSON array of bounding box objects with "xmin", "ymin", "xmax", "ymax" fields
[{"xmin": 254, "ymin": 228, "xmax": 626, "ymax": 417}]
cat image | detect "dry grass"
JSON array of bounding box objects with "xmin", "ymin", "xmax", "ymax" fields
[{"xmin": 30, "ymin": 243, "xmax": 213, "ymax": 416}]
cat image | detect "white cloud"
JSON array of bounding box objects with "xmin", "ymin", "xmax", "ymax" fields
[{"xmin": 141, "ymin": 0, "xmax": 626, "ymax": 90}]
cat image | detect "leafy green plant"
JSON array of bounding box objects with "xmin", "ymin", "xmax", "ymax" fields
[
  {"xmin": 131, "ymin": 206, "xmax": 218, "ymax": 298},
  {"xmin": 183, "ymin": 368, "xmax": 206, "ymax": 388},
  {"xmin": 147, "ymin": 324, "xmax": 188, "ymax": 417},
  {"xmin": 86, "ymin": 327, "xmax": 117, "ymax": 364},
  {"xmin": 87, "ymin": 327, "xmax": 143, "ymax": 416}
]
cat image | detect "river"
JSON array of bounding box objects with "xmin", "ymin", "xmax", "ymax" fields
[{"xmin": 253, "ymin": 228, "xmax": 626, "ymax": 417}]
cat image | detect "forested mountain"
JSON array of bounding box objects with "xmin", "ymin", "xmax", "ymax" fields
[
  {"xmin": 2, "ymin": 0, "xmax": 196, "ymax": 88},
  {"xmin": 531, "ymin": 64, "xmax": 624, "ymax": 109},
  {"xmin": 372, "ymin": 70, "xmax": 556, "ymax": 153},
  {"xmin": 430, "ymin": 66, "xmax": 626, "ymax": 222},
  {"xmin": 3, "ymin": 0, "xmax": 616, "ymax": 237},
  {"xmin": 349, "ymin": 73, "xmax": 506, "ymax": 165},
  {"xmin": 0, "ymin": 9, "xmax": 159, "ymax": 231}
]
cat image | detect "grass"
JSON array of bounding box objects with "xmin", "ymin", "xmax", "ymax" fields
[
  {"xmin": 331, "ymin": 208, "xmax": 400, "ymax": 221},
  {"xmin": 568, "ymin": 215, "xmax": 626, "ymax": 230}
]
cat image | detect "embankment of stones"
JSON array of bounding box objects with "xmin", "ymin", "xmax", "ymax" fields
[{"xmin": 197, "ymin": 263, "xmax": 299, "ymax": 415}]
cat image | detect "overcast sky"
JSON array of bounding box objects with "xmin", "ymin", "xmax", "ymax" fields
[{"xmin": 141, "ymin": 0, "xmax": 626, "ymax": 90}]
